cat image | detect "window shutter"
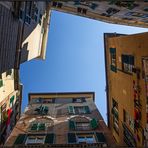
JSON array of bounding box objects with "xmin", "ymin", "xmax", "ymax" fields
[
  {"xmin": 84, "ymin": 106, "xmax": 90, "ymax": 114},
  {"xmin": 69, "ymin": 120, "xmax": 75, "ymax": 130},
  {"xmin": 0, "ymin": 80, "xmax": 3, "ymax": 87},
  {"xmin": 110, "ymin": 65, "xmax": 117, "ymax": 72},
  {"xmin": 68, "ymin": 133, "xmax": 76, "ymax": 143},
  {"xmin": 110, "ymin": 48, "xmax": 116, "ymax": 53},
  {"xmin": 38, "ymin": 123, "xmax": 45, "ymax": 131},
  {"xmin": 31, "ymin": 123, "xmax": 38, "ymax": 131},
  {"xmin": 14, "ymin": 134, "xmax": 27, "ymax": 145},
  {"xmin": 130, "ymin": 55, "xmax": 134, "ymax": 65},
  {"xmin": 95, "ymin": 132, "xmax": 106, "ymax": 143},
  {"xmin": 43, "ymin": 106, "xmax": 48, "ymax": 114},
  {"xmin": 45, "ymin": 133, "xmax": 54, "ymax": 144},
  {"xmin": 90, "ymin": 118, "xmax": 98, "ymax": 129},
  {"xmin": 10, "ymin": 96, "xmax": 15, "ymax": 104},
  {"xmin": 68, "ymin": 106, "xmax": 74, "ymax": 114}
]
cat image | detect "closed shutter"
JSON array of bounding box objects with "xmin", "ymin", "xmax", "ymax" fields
[
  {"xmin": 69, "ymin": 120, "xmax": 75, "ymax": 130},
  {"xmin": 110, "ymin": 65, "xmax": 117, "ymax": 72},
  {"xmin": 90, "ymin": 118, "xmax": 98, "ymax": 129},
  {"xmin": 129, "ymin": 55, "xmax": 134, "ymax": 65},
  {"xmin": 68, "ymin": 106, "xmax": 75, "ymax": 114},
  {"xmin": 84, "ymin": 106, "xmax": 90, "ymax": 114},
  {"xmin": 14, "ymin": 134, "xmax": 27, "ymax": 145},
  {"xmin": 95, "ymin": 132, "xmax": 106, "ymax": 143},
  {"xmin": 45, "ymin": 133, "xmax": 54, "ymax": 144},
  {"xmin": 68, "ymin": 133, "xmax": 76, "ymax": 143},
  {"xmin": 110, "ymin": 48, "xmax": 116, "ymax": 53},
  {"xmin": 0, "ymin": 80, "xmax": 3, "ymax": 87},
  {"xmin": 31, "ymin": 123, "xmax": 38, "ymax": 131}
]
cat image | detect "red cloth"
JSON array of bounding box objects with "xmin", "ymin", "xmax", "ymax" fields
[{"xmin": 6, "ymin": 109, "xmax": 12, "ymax": 126}]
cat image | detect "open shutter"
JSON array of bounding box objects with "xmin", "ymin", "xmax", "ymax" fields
[
  {"xmin": 69, "ymin": 120, "xmax": 75, "ymax": 130},
  {"xmin": 45, "ymin": 133, "xmax": 54, "ymax": 144},
  {"xmin": 84, "ymin": 106, "xmax": 90, "ymax": 114},
  {"xmin": 68, "ymin": 106, "xmax": 74, "ymax": 114},
  {"xmin": 14, "ymin": 134, "xmax": 27, "ymax": 145},
  {"xmin": 38, "ymin": 123, "xmax": 45, "ymax": 131},
  {"xmin": 10, "ymin": 96, "xmax": 15, "ymax": 104},
  {"xmin": 90, "ymin": 118, "xmax": 98, "ymax": 129},
  {"xmin": 31, "ymin": 123, "xmax": 38, "ymax": 131},
  {"xmin": 68, "ymin": 133, "xmax": 76, "ymax": 143},
  {"xmin": 95, "ymin": 132, "xmax": 106, "ymax": 143}
]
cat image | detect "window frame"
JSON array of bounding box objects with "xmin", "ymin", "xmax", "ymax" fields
[{"xmin": 121, "ymin": 54, "xmax": 134, "ymax": 74}]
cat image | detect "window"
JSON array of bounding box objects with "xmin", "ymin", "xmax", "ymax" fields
[
  {"xmin": 0, "ymin": 79, "xmax": 3, "ymax": 88},
  {"xmin": 52, "ymin": 2, "xmax": 63, "ymax": 8},
  {"xmin": 68, "ymin": 132, "xmax": 106, "ymax": 144},
  {"xmin": 26, "ymin": 136, "xmax": 45, "ymax": 144},
  {"xmin": 39, "ymin": 13, "xmax": 42, "ymax": 25},
  {"xmin": 69, "ymin": 118, "xmax": 98, "ymax": 130},
  {"xmin": 30, "ymin": 123, "xmax": 45, "ymax": 131},
  {"xmin": 14, "ymin": 134, "xmax": 54, "ymax": 145},
  {"xmin": 77, "ymin": 135, "xmax": 96, "ymax": 144},
  {"xmin": 73, "ymin": 97, "xmax": 86, "ymax": 103},
  {"xmin": 6, "ymin": 69, "xmax": 12, "ymax": 77},
  {"xmin": 10, "ymin": 96, "xmax": 15, "ymax": 108},
  {"xmin": 112, "ymin": 99, "xmax": 119, "ymax": 134},
  {"xmin": 110, "ymin": 48, "xmax": 117, "ymax": 72},
  {"xmin": 122, "ymin": 54, "xmax": 134, "ymax": 74},
  {"xmin": 68, "ymin": 106, "xmax": 90, "ymax": 114},
  {"xmin": 34, "ymin": 105, "xmax": 48, "ymax": 115},
  {"xmin": 77, "ymin": 7, "xmax": 87, "ymax": 14}
]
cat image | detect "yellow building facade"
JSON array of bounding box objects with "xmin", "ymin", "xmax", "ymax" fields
[{"xmin": 104, "ymin": 32, "xmax": 148, "ymax": 147}]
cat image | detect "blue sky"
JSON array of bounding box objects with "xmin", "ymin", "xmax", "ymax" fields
[{"xmin": 20, "ymin": 10, "xmax": 148, "ymax": 123}]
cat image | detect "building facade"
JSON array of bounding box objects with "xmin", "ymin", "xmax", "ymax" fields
[
  {"xmin": 0, "ymin": 69, "xmax": 23, "ymax": 145},
  {"xmin": 104, "ymin": 32, "xmax": 148, "ymax": 147},
  {"xmin": 0, "ymin": 2, "xmax": 50, "ymax": 74},
  {"xmin": 5, "ymin": 92, "xmax": 116, "ymax": 147},
  {"xmin": 50, "ymin": 1, "xmax": 148, "ymax": 28}
]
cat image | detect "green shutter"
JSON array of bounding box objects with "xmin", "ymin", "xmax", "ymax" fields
[
  {"xmin": 0, "ymin": 80, "xmax": 3, "ymax": 87},
  {"xmin": 90, "ymin": 118, "xmax": 98, "ymax": 129},
  {"xmin": 84, "ymin": 106, "xmax": 90, "ymax": 114},
  {"xmin": 31, "ymin": 123, "xmax": 38, "ymax": 131},
  {"xmin": 110, "ymin": 65, "xmax": 117, "ymax": 72},
  {"xmin": 112, "ymin": 108, "xmax": 118, "ymax": 120},
  {"xmin": 110, "ymin": 48, "xmax": 116, "ymax": 53},
  {"xmin": 43, "ymin": 106, "xmax": 48, "ymax": 114},
  {"xmin": 10, "ymin": 96, "xmax": 15, "ymax": 104},
  {"xmin": 95, "ymin": 132, "xmax": 106, "ymax": 143},
  {"xmin": 38, "ymin": 123, "xmax": 45, "ymax": 131},
  {"xmin": 45, "ymin": 133, "xmax": 54, "ymax": 144},
  {"xmin": 68, "ymin": 133, "xmax": 76, "ymax": 143},
  {"xmin": 68, "ymin": 106, "xmax": 74, "ymax": 114},
  {"xmin": 14, "ymin": 134, "xmax": 27, "ymax": 145},
  {"xmin": 69, "ymin": 120, "xmax": 75, "ymax": 130}
]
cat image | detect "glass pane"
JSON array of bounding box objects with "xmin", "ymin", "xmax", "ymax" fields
[
  {"xmin": 27, "ymin": 137, "xmax": 36, "ymax": 144},
  {"xmin": 86, "ymin": 136, "xmax": 95, "ymax": 143},
  {"xmin": 77, "ymin": 136, "xmax": 86, "ymax": 143},
  {"xmin": 36, "ymin": 137, "xmax": 44, "ymax": 144}
]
